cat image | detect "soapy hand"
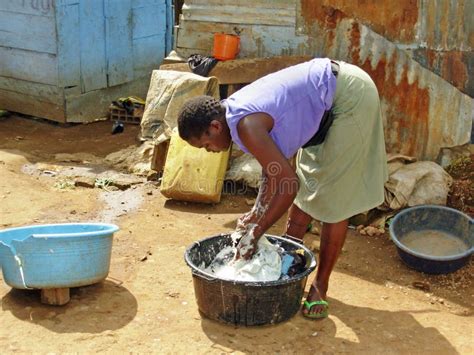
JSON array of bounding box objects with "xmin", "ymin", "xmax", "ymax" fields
[
  {"xmin": 234, "ymin": 223, "xmax": 260, "ymax": 260},
  {"xmin": 236, "ymin": 211, "xmax": 258, "ymax": 231},
  {"xmin": 236, "ymin": 237, "xmax": 258, "ymax": 260}
]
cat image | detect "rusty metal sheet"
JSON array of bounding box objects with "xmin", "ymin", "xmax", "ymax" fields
[
  {"xmin": 299, "ymin": 0, "xmax": 419, "ymax": 43},
  {"xmin": 413, "ymin": 0, "xmax": 473, "ymax": 94},
  {"xmin": 412, "ymin": 48, "xmax": 473, "ymax": 95},
  {"xmin": 297, "ymin": 0, "xmax": 472, "ymax": 50},
  {"xmin": 177, "ymin": 0, "xmax": 472, "ymax": 160},
  {"xmin": 302, "ymin": 16, "xmax": 472, "ymax": 160},
  {"xmin": 417, "ymin": 0, "xmax": 472, "ymax": 50},
  {"xmin": 296, "ymin": 0, "xmax": 473, "ymax": 95}
]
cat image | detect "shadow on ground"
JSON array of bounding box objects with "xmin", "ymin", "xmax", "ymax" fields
[
  {"xmin": 1, "ymin": 280, "xmax": 137, "ymax": 333},
  {"xmin": 200, "ymin": 298, "xmax": 458, "ymax": 353}
]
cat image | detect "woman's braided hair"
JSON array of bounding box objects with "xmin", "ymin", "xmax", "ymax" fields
[{"xmin": 178, "ymin": 95, "xmax": 225, "ymax": 140}]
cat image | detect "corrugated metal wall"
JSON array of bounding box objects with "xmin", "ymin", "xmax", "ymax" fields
[
  {"xmin": 412, "ymin": 0, "xmax": 473, "ymax": 96},
  {"xmin": 176, "ymin": 0, "xmax": 472, "ymax": 161},
  {"xmin": 297, "ymin": 0, "xmax": 473, "ymax": 96},
  {"xmin": 178, "ymin": 0, "xmax": 472, "ymax": 96}
]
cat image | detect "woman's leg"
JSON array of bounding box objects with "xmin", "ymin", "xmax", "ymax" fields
[
  {"xmin": 303, "ymin": 219, "xmax": 349, "ymax": 316},
  {"xmin": 285, "ymin": 203, "xmax": 312, "ymax": 240}
]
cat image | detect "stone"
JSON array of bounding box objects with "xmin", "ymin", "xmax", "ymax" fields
[{"xmin": 74, "ymin": 176, "xmax": 96, "ymax": 188}]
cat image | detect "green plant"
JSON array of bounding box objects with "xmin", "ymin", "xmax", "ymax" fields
[{"xmin": 95, "ymin": 177, "xmax": 114, "ymax": 191}]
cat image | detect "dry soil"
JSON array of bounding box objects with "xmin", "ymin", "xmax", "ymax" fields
[{"xmin": 0, "ymin": 115, "xmax": 472, "ymax": 354}]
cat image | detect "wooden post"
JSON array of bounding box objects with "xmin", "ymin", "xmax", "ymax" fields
[
  {"xmin": 151, "ymin": 140, "xmax": 170, "ymax": 174},
  {"xmin": 41, "ymin": 288, "xmax": 70, "ymax": 306}
]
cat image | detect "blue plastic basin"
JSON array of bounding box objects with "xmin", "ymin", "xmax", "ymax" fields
[
  {"xmin": 0, "ymin": 223, "xmax": 119, "ymax": 289},
  {"xmin": 389, "ymin": 205, "xmax": 473, "ymax": 274}
]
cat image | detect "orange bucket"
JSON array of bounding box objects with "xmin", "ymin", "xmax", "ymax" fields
[{"xmin": 213, "ymin": 33, "xmax": 240, "ymax": 61}]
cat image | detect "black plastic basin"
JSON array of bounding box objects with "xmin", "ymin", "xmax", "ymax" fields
[{"xmin": 184, "ymin": 234, "xmax": 317, "ymax": 326}]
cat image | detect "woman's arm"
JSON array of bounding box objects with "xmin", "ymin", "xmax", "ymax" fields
[
  {"xmin": 236, "ymin": 112, "xmax": 299, "ymax": 259},
  {"xmin": 236, "ymin": 173, "xmax": 272, "ymax": 229}
]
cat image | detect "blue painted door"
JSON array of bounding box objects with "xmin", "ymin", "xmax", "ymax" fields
[{"xmin": 56, "ymin": 0, "xmax": 172, "ymax": 93}]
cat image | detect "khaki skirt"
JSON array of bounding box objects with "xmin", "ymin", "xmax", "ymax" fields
[{"xmin": 294, "ymin": 61, "xmax": 388, "ymax": 223}]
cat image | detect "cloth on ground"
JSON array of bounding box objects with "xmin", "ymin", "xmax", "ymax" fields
[
  {"xmin": 140, "ymin": 70, "xmax": 219, "ymax": 144},
  {"xmin": 188, "ymin": 54, "xmax": 218, "ymax": 77},
  {"xmin": 381, "ymin": 154, "xmax": 453, "ymax": 211}
]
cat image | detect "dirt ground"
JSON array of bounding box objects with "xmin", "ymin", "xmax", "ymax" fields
[
  {"xmin": 0, "ymin": 115, "xmax": 472, "ymax": 354},
  {"xmin": 447, "ymin": 154, "xmax": 474, "ymax": 217}
]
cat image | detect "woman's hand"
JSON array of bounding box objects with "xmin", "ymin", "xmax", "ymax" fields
[
  {"xmin": 236, "ymin": 210, "xmax": 258, "ymax": 232},
  {"xmin": 235, "ymin": 224, "xmax": 264, "ymax": 260}
]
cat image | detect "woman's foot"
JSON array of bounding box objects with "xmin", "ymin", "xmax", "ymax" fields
[{"xmin": 302, "ymin": 282, "xmax": 328, "ymax": 317}]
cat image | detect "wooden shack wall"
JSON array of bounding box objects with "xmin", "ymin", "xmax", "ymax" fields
[{"xmin": 0, "ymin": 0, "xmax": 172, "ymax": 123}]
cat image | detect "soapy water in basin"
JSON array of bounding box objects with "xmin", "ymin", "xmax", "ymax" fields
[
  {"xmin": 199, "ymin": 226, "xmax": 306, "ymax": 282},
  {"xmin": 201, "ymin": 200, "xmax": 287, "ymax": 282},
  {"xmin": 202, "ymin": 237, "xmax": 282, "ymax": 282},
  {"xmin": 401, "ymin": 229, "xmax": 469, "ymax": 257}
]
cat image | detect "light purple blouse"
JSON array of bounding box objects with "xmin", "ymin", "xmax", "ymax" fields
[{"xmin": 223, "ymin": 58, "xmax": 336, "ymax": 159}]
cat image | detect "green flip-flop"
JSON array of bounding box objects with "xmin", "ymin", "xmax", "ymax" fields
[{"xmin": 302, "ymin": 300, "xmax": 329, "ymax": 319}]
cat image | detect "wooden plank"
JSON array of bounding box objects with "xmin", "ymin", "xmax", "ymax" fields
[
  {"xmin": 105, "ymin": 0, "xmax": 134, "ymax": 87},
  {"xmin": 181, "ymin": 3, "xmax": 295, "ymax": 26},
  {"xmin": 133, "ymin": 35, "xmax": 166, "ymax": 78},
  {"xmin": 0, "ymin": 76, "xmax": 63, "ymax": 105},
  {"xmin": 0, "ymin": 47, "xmax": 58, "ymax": 85},
  {"xmin": 0, "ymin": 88, "xmax": 65, "ymax": 122},
  {"xmin": 0, "ymin": 10, "xmax": 56, "ymax": 54},
  {"xmin": 0, "ymin": 0, "xmax": 55, "ymax": 17},
  {"xmin": 159, "ymin": 55, "xmax": 313, "ymax": 84},
  {"xmin": 165, "ymin": 0, "xmax": 173, "ymax": 54},
  {"xmin": 56, "ymin": 3, "xmax": 81, "ymax": 87},
  {"xmin": 132, "ymin": 5, "xmax": 166, "ymax": 39},
  {"xmin": 41, "ymin": 288, "xmax": 70, "ymax": 305},
  {"xmin": 79, "ymin": 0, "xmax": 107, "ymax": 92},
  {"xmin": 151, "ymin": 140, "xmax": 169, "ymax": 173},
  {"xmin": 176, "ymin": 19, "xmax": 307, "ymax": 59},
  {"xmin": 65, "ymin": 76, "xmax": 149, "ymax": 122},
  {"xmin": 133, "ymin": 0, "xmax": 165, "ymax": 8},
  {"xmin": 176, "ymin": 20, "xmax": 216, "ymax": 51},
  {"xmin": 190, "ymin": 0, "xmax": 291, "ymax": 7},
  {"xmin": 56, "ymin": 0, "xmax": 80, "ymax": 5}
]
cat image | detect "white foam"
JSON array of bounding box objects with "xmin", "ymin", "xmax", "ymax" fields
[{"xmin": 203, "ymin": 237, "xmax": 282, "ymax": 282}]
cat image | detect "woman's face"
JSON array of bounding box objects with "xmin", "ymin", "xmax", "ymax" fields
[{"xmin": 187, "ymin": 120, "xmax": 231, "ymax": 153}]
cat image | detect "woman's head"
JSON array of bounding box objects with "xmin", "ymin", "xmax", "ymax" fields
[{"xmin": 178, "ymin": 95, "xmax": 231, "ymax": 152}]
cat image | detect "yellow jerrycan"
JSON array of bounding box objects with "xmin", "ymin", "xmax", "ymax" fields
[{"xmin": 160, "ymin": 131, "xmax": 230, "ymax": 203}]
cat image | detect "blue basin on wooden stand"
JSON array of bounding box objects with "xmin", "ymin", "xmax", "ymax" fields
[{"xmin": 0, "ymin": 223, "xmax": 119, "ymax": 304}]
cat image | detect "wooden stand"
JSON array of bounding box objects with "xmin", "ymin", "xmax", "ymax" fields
[{"xmin": 41, "ymin": 288, "xmax": 70, "ymax": 306}]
